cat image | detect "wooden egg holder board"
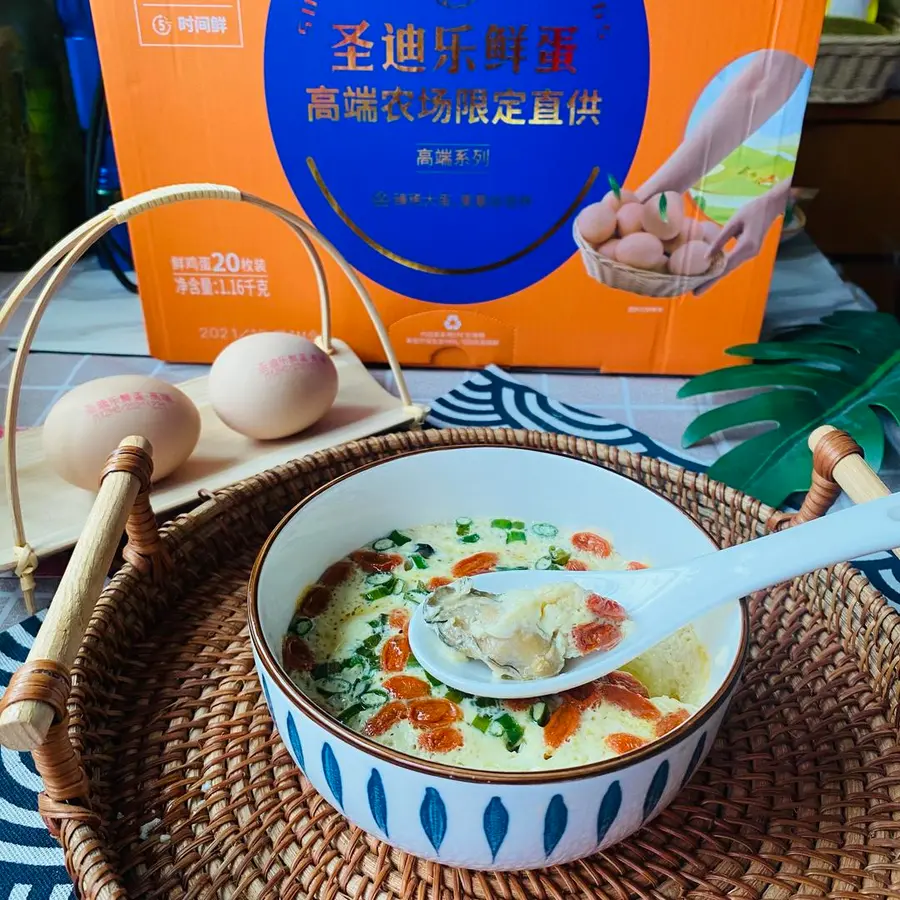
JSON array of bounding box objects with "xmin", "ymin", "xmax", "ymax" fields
[{"xmin": 0, "ymin": 184, "xmax": 428, "ymax": 609}]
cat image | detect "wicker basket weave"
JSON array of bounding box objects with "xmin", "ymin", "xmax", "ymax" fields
[
  {"xmin": 1, "ymin": 424, "xmax": 900, "ymax": 898},
  {"xmin": 573, "ymin": 222, "xmax": 727, "ymax": 299},
  {"xmin": 810, "ymin": 16, "xmax": 900, "ymax": 103},
  {"xmin": 1, "ymin": 188, "xmax": 900, "ymax": 896}
]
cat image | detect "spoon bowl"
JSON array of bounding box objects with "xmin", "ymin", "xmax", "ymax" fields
[{"xmin": 409, "ymin": 493, "xmax": 900, "ymax": 698}]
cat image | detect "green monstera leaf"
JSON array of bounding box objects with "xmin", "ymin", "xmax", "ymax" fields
[{"xmin": 678, "ymin": 311, "xmax": 900, "ymax": 508}]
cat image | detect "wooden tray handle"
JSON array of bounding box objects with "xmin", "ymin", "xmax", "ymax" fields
[
  {"xmin": 0, "ymin": 183, "xmax": 426, "ymax": 612},
  {"xmin": 773, "ymin": 425, "xmax": 899, "ymax": 559},
  {"xmin": 0, "ymin": 436, "xmax": 157, "ymax": 754}
]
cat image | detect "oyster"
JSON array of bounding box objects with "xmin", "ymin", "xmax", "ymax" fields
[{"xmin": 422, "ymin": 578, "xmax": 591, "ymax": 680}]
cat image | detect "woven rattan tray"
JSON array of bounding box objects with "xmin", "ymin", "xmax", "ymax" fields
[{"xmin": 2, "ymin": 423, "xmax": 900, "ymax": 898}]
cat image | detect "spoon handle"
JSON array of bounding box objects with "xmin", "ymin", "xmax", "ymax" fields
[{"xmin": 659, "ymin": 492, "xmax": 900, "ymax": 621}]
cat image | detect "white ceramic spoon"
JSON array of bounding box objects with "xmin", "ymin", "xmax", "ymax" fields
[{"xmin": 408, "ymin": 492, "xmax": 900, "ymax": 699}]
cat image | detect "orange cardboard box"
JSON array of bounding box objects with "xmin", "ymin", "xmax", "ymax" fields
[{"xmin": 90, "ymin": 1, "xmax": 825, "ymax": 373}]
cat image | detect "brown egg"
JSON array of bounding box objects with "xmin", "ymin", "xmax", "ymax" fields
[
  {"xmin": 669, "ymin": 240, "xmax": 712, "ymax": 276},
  {"xmin": 597, "ymin": 238, "xmax": 620, "ymax": 260},
  {"xmin": 42, "ymin": 375, "xmax": 201, "ymax": 491},
  {"xmin": 601, "ymin": 188, "xmax": 639, "ymax": 212},
  {"xmin": 616, "ymin": 203, "xmax": 645, "ymax": 237},
  {"xmin": 576, "ymin": 202, "xmax": 617, "ymax": 246},
  {"xmin": 209, "ymin": 332, "xmax": 338, "ymax": 440},
  {"xmin": 699, "ymin": 220, "xmax": 723, "ymax": 243},
  {"xmin": 663, "ymin": 230, "xmax": 687, "ymax": 255},
  {"xmin": 615, "ymin": 233, "xmax": 666, "ymax": 271},
  {"xmin": 663, "ymin": 218, "xmax": 703, "ymax": 254},
  {"xmin": 641, "ymin": 192, "xmax": 684, "ymax": 241}
]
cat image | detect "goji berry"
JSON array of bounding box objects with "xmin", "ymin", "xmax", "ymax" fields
[
  {"xmin": 352, "ymin": 550, "xmax": 403, "ymax": 574},
  {"xmin": 586, "ymin": 594, "xmax": 627, "ymax": 622},
  {"xmin": 427, "ymin": 576, "xmax": 453, "ymax": 591},
  {"xmin": 363, "ymin": 701, "xmax": 408, "ymax": 737},
  {"xmin": 606, "ymin": 732, "xmax": 647, "ymax": 755},
  {"xmin": 282, "ymin": 635, "xmax": 315, "ymax": 672},
  {"xmin": 418, "ymin": 726, "xmax": 464, "ymax": 753},
  {"xmin": 565, "ymin": 559, "xmax": 588, "ymax": 571},
  {"xmin": 319, "ymin": 560, "xmax": 354, "ymax": 587},
  {"xmin": 571, "ymin": 622, "xmax": 623, "ymax": 654},
  {"xmin": 655, "ymin": 709, "xmax": 691, "ymax": 737},
  {"xmin": 571, "ymin": 532, "xmax": 612, "ymax": 558},
  {"xmin": 300, "ymin": 585, "xmax": 332, "ymax": 617},
  {"xmin": 380, "ymin": 634, "xmax": 410, "ymax": 672},
  {"xmin": 383, "ymin": 675, "xmax": 431, "ymax": 700},
  {"xmin": 563, "ymin": 681, "xmax": 604, "ymax": 711},
  {"xmin": 601, "ymin": 670, "xmax": 650, "ymax": 698},
  {"xmin": 544, "ymin": 703, "xmax": 581, "ymax": 750},
  {"xmin": 626, "ymin": 561, "xmax": 648, "ymax": 571},
  {"xmin": 597, "ymin": 684, "xmax": 660, "ymax": 721},
  {"xmin": 451, "ymin": 552, "xmax": 499, "ymax": 579},
  {"xmin": 504, "ymin": 698, "xmax": 534, "ymax": 712},
  {"xmin": 408, "ymin": 698, "xmax": 462, "ymax": 729},
  {"xmin": 389, "ymin": 608, "xmax": 410, "ymax": 632}
]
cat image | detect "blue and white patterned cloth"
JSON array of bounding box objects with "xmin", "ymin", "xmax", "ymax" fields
[{"xmin": 1, "ymin": 366, "xmax": 898, "ymax": 899}]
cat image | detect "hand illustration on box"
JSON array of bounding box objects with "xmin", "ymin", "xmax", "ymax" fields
[
  {"xmin": 574, "ymin": 49, "xmax": 812, "ymax": 299},
  {"xmin": 635, "ymin": 49, "xmax": 810, "ymax": 295}
]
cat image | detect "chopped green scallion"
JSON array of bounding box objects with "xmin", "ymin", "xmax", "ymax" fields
[
  {"xmin": 360, "ymin": 634, "xmax": 381, "ymax": 651},
  {"xmin": 472, "ymin": 714, "xmax": 492, "ymax": 733},
  {"xmin": 365, "ymin": 579, "xmax": 396, "ymax": 601},
  {"xmin": 549, "ymin": 547, "xmax": 571, "ymax": 566},
  {"xmin": 530, "ymin": 702, "xmax": 550, "ymax": 727},
  {"xmin": 360, "ymin": 689, "xmax": 389, "ymax": 708},
  {"xmin": 365, "ymin": 572, "xmax": 394, "ymax": 587},
  {"xmin": 289, "ymin": 615, "xmax": 314, "ymax": 637},
  {"xmin": 338, "ymin": 702, "xmax": 366, "ymax": 723},
  {"xmin": 490, "ymin": 713, "xmax": 525, "ymax": 750}
]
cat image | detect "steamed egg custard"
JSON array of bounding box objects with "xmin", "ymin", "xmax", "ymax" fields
[{"xmin": 282, "ymin": 518, "xmax": 710, "ymax": 771}]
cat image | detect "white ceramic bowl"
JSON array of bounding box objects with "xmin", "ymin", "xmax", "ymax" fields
[{"xmin": 249, "ymin": 446, "xmax": 748, "ymax": 871}]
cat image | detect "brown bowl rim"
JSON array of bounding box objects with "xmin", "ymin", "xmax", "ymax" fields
[{"xmin": 248, "ymin": 442, "xmax": 750, "ymax": 785}]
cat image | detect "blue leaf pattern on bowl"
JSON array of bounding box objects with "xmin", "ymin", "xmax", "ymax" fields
[
  {"xmin": 321, "ymin": 743, "xmax": 343, "ymax": 809},
  {"xmin": 596, "ymin": 781, "xmax": 622, "ymax": 846},
  {"xmin": 483, "ymin": 796, "xmax": 509, "ymax": 862},
  {"xmin": 681, "ymin": 733, "xmax": 707, "ymax": 789},
  {"xmin": 420, "ymin": 787, "xmax": 447, "ymax": 853},
  {"xmin": 367, "ymin": 769, "xmax": 388, "ymax": 836},
  {"xmin": 259, "ymin": 673, "xmax": 274, "ymax": 715},
  {"xmin": 543, "ymin": 794, "xmax": 568, "ymax": 857},
  {"xmin": 643, "ymin": 760, "xmax": 669, "ymax": 823},
  {"xmin": 285, "ymin": 713, "xmax": 305, "ymax": 772}
]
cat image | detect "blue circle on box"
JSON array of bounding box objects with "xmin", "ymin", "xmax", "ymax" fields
[{"xmin": 264, "ymin": 1, "xmax": 650, "ymax": 304}]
